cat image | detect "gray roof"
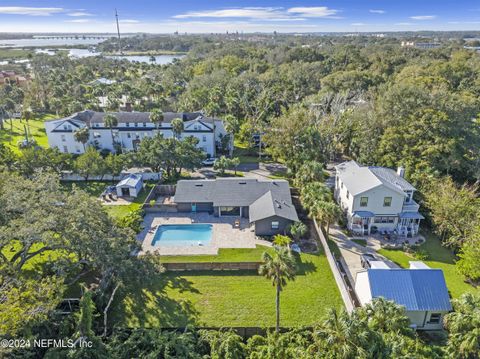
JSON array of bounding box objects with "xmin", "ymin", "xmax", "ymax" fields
[
  {"xmin": 117, "ymin": 174, "xmax": 142, "ymax": 188},
  {"xmin": 47, "ymin": 110, "xmax": 218, "ymax": 127},
  {"xmin": 249, "ymin": 191, "xmax": 299, "ymax": 222},
  {"xmin": 174, "ymin": 178, "xmax": 298, "ymax": 222},
  {"xmin": 367, "ymin": 269, "xmax": 452, "ymax": 311},
  {"xmin": 335, "ymin": 161, "xmax": 415, "ymax": 196}
]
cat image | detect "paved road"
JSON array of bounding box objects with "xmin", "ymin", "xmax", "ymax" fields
[{"xmin": 193, "ymin": 162, "xmax": 287, "ymax": 180}]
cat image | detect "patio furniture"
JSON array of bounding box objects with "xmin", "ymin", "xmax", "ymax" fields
[{"xmin": 234, "ymin": 219, "xmax": 240, "ymax": 228}]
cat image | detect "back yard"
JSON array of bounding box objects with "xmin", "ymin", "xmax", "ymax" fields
[
  {"xmin": 113, "ymin": 246, "xmax": 343, "ymax": 328},
  {"xmin": 378, "ymin": 231, "xmax": 479, "ymax": 299},
  {"xmin": 0, "ymin": 115, "xmax": 53, "ymax": 153}
]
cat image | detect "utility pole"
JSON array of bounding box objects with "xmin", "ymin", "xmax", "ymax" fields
[{"xmin": 115, "ymin": 8, "xmax": 122, "ymax": 55}]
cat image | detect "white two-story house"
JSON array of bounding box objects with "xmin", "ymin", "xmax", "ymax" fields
[
  {"xmin": 44, "ymin": 111, "xmax": 230, "ymax": 157},
  {"xmin": 334, "ymin": 161, "xmax": 424, "ymax": 236}
]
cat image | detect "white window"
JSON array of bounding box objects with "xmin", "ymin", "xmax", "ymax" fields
[
  {"xmin": 360, "ymin": 197, "xmax": 368, "ymax": 207},
  {"xmin": 202, "ymin": 135, "xmax": 207, "ymax": 142},
  {"xmin": 62, "ymin": 146, "xmax": 68, "ymax": 153},
  {"xmin": 271, "ymin": 221, "xmax": 279, "ymax": 229},
  {"xmin": 134, "ymin": 122, "xmax": 138, "ymax": 127},
  {"xmin": 67, "ymin": 125, "xmax": 72, "ymax": 130},
  {"xmin": 143, "ymin": 122, "xmax": 147, "ymax": 127},
  {"xmin": 346, "ymin": 191, "xmax": 349, "ymax": 199},
  {"xmin": 126, "ymin": 122, "xmax": 130, "ymax": 127},
  {"xmin": 75, "ymin": 146, "xmax": 80, "ymax": 153},
  {"xmin": 127, "ymin": 133, "xmax": 131, "ymax": 138},
  {"xmin": 61, "ymin": 134, "xmax": 66, "ymax": 142},
  {"xmin": 63, "ymin": 125, "xmax": 68, "ymax": 130}
]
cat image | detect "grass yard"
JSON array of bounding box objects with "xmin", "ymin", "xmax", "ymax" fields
[
  {"xmin": 60, "ymin": 181, "xmax": 155, "ymax": 220},
  {"xmin": 114, "ymin": 246, "xmax": 343, "ymax": 328},
  {"xmin": 160, "ymin": 246, "xmax": 275, "ymax": 263},
  {"xmin": 378, "ymin": 231, "xmax": 479, "ymax": 299},
  {"xmin": 352, "ymin": 239, "xmax": 367, "ymax": 247},
  {"xmin": 104, "ymin": 183, "xmax": 154, "ymax": 219},
  {"xmin": 0, "ymin": 48, "xmax": 33, "ymax": 60},
  {"xmin": 0, "ymin": 115, "xmax": 53, "ymax": 154}
]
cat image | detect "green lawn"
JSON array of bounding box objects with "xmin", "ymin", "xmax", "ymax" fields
[
  {"xmin": 60, "ymin": 181, "xmax": 154, "ymax": 220},
  {"xmin": 160, "ymin": 246, "xmax": 275, "ymax": 263},
  {"xmin": 0, "ymin": 115, "xmax": 53, "ymax": 154},
  {"xmin": 104, "ymin": 183, "xmax": 154, "ymax": 219},
  {"xmin": 378, "ymin": 231, "xmax": 479, "ymax": 299},
  {"xmin": 0, "ymin": 48, "xmax": 34, "ymax": 60},
  {"xmin": 114, "ymin": 246, "xmax": 343, "ymax": 328},
  {"xmin": 352, "ymin": 239, "xmax": 367, "ymax": 247}
]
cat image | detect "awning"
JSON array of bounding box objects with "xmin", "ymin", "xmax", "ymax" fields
[
  {"xmin": 353, "ymin": 211, "xmax": 375, "ymax": 218},
  {"xmin": 399, "ymin": 212, "xmax": 425, "ymax": 220}
]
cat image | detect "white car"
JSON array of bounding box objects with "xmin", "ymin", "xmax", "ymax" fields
[{"xmin": 202, "ymin": 157, "xmax": 217, "ymax": 166}]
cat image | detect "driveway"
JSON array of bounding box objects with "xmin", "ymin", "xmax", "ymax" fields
[{"xmin": 329, "ymin": 225, "xmax": 399, "ymax": 285}]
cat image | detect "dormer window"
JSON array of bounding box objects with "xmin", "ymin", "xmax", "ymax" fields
[
  {"xmin": 134, "ymin": 122, "xmax": 138, "ymax": 127},
  {"xmin": 143, "ymin": 122, "xmax": 147, "ymax": 127},
  {"xmin": 126, "ymin": 122, "xmax": 130, "ymax": 127}
]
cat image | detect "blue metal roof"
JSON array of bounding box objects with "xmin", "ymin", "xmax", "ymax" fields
[
  {"xmin": 399, "ymin": 212, "xmax": 425, "ymax": 219},
  {"xmin": 353, "ymin": 211, "xmax": 375, "ymax": 218},
  {"xmin": 367, "ymin": 269, "xmax": 452, "ymax": 311}
]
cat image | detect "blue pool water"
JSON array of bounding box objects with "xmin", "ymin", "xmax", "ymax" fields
[{"xmin": 151, "ymin": 224, "xmax": 213, "ymax": 246}]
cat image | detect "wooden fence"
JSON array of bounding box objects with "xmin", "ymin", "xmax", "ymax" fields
[{"xmin": 163, "ymin": 261, "xmax": 261, "ymax": 272}]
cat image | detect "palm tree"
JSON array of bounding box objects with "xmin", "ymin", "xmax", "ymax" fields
[
  {"xmin": 149, "ymin": 108, "xmax": 164, "ymax": 131},
  {"xmin": 272, "ymin": 234, "xmax": 292, "ymax": 248},
  {"xmin": 289, "ymin": 222, "xmax": 307, "ymax": 241},
  {"xmin": 259, "ymin": 247, "xmax": 297, "ymax": 333},
  {"xmin": 171, "ymin": 118, "xmax": 184, "ymax": 140},
  {"xmin": 103, "ymin": 113, "xmax": 118, "ymax": 153},
  {"xmin": 314, "ymin": 308, "xmax": 371, "ymax": 358},
  {"xmin": 444, "ymin": 293, "xmax": 480, "ymax": 358},
  {"xmin": 74, "ymin": 127, "xmax": 90, "ymax": 151}
]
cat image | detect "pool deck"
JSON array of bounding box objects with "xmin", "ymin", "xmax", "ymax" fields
[{"xmin": 138, "ymin": 212, "xmax": 269, "ymax": 255}]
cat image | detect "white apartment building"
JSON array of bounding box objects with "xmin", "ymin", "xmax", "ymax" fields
[{"xmin": 44, "ymin": 111, "xmax": 229, "ymax": 157}]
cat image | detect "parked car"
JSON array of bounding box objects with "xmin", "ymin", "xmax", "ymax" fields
[
  {"xmin": 360, "ymin": 253, "xmax": 378, "ymax": 269},
  {"xmin": 202, "ymin": 157, "xmax": 217, "ymax": 166}
]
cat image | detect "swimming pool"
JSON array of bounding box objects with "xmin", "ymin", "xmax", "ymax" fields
[{"xmin": 151, "ymin": 224, "xmax": 213, "ymax": 246}]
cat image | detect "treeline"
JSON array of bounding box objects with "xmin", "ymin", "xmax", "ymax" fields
[{"xmin": 4, "ymin": 294, "xmax": 480, "ymax": 358}]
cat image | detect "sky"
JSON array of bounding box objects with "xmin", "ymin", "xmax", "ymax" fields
[{"xmin": 0, "ymin": 0, "xmax": 479, "ymax": 33}]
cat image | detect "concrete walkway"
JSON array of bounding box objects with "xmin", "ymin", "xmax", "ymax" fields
[{"xmin": 328, "ymin": 225, "xmax": 399, "ymax": 285}]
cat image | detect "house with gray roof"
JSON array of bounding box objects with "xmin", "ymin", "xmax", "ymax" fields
[
  {"xmin": 44, "ymin": 110, "xmax": 230, "ymax": 157},
  {"xmin": 174, "ymin": 178, "xmax": 299, "ymax": 236},
  {"xmin": 355, "ymin": 263, "xmax": 451, "ymax": 330},
  {"xmin": 334, "ymin": 161, "xmax": 424, "ymax": 236}
]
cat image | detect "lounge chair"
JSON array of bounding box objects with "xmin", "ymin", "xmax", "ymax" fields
[{"xmin": 234, "ymin": 219, "xmax": 240, "ymax": 228}]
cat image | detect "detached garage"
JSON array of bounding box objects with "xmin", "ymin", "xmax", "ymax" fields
[{"xmin": 116, "ymin": 174, "xmax": 143, "ymax": 198}]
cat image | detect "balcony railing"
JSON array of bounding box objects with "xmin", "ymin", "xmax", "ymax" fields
[{"xmin": 402, "ymin": 200, "xmax": 420, "ymax": 212}]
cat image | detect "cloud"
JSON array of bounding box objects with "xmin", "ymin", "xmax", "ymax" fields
[
  {"xmin": 351, "ymin": 22, "xmax": 366, "ymax": 26},
  {"xmin": 395, "ymin": 22, "xmax": 413, "ymax": 26},
  {"xmin": 173, "ymin": 7, "xmax": 287, "ymax": 20},
  {"xmin": 369, "ymin": 9, "xmax": 385, "ymax": 14},
  {"xmin": 0, "ymin": 6, "xmax": 64, "ymax": 16},
  {"xmin": 173, "ymin": 6, "xmax": 339, "ymax": 21},
  {"xmin": 119, "ymin": 19, "xmax": 140, "ymax": 23},
  {"xmin": 64, "ymin": 19, "xmax": 91, "ymax": 23},
  {"xmin": 410, "ymin": 15, "xmax": 436, "ymax": 20},
  {"xmin": 67, "ymin": 11, "xmax": 94, "ymax": 17},
  {"xmin": 287, "ymin": 7, "xmax": 339, "ymax": 18}
]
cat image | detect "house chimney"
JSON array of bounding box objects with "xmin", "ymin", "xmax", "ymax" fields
[{"xmin": 397, "ymin": 166, "xmax": 405, "ymax": 178}]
